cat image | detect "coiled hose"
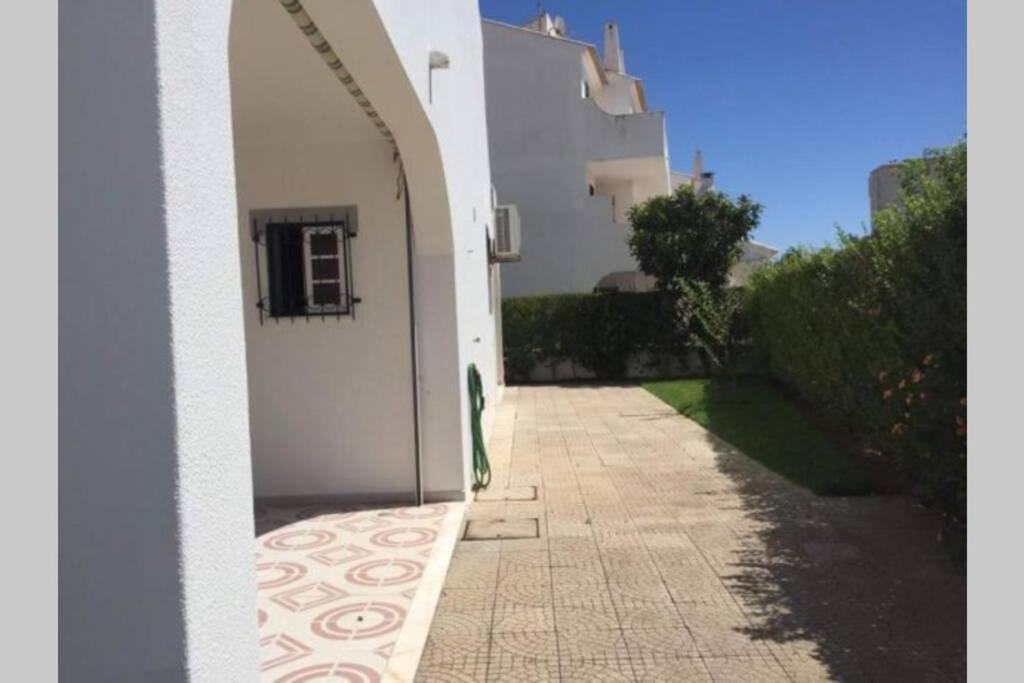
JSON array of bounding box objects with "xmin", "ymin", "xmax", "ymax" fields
[{"xmin": 468, "ymin": 363, "xmax": 491, "ymax": 490}]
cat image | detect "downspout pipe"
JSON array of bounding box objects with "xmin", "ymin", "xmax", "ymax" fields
[{"xmin": 402, "ymin": 173, "xmax": 424, "ymax": 507}]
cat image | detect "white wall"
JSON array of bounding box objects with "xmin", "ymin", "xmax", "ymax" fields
[
  {"xmin": 483, "ymin": 21, "xmax": 670, "ymax": 298},
  {"xmin": 595, "ymin": 71, "xmax": 640, "ymax": 116},
  {"xmin": 235, "ymin": 0, "xmax": 500, "ymax": 500},
  {"xmin": 60, "ymin": 0, "xmax": 257, "ymax": 680},
  {"xmin": 231, "ymin": 0, "xmax": 419, "ymax": 501},
  {"xmin": 367, "ymin": 0, "xmax": 503, "ymax": 478}
]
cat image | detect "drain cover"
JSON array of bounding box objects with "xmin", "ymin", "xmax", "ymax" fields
[
  {"xmin": 474, "ymin": 486, "xmax": 538, "ymax": 502},
  {"xmin": 463, "ymin": 518, "xmax": 539, "ymax": 541}
]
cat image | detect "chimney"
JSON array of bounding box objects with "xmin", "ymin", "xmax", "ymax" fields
[
  {"xmin": 693, "ymin": 150, "xmax": 710, "ymax": 194},
  {"xmin": 603, "ymin": 22, "xmax": 625, "ymax": 73}
]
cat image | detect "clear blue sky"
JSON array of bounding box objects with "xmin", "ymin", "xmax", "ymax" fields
[{"xmin": 479, "ymin": 0, "xmax": 966, "ymax": 251}]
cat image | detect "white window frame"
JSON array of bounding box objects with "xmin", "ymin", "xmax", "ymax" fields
[{"xmin": 302, "ymin": 226, "xmax": 345, "ymax": 314}]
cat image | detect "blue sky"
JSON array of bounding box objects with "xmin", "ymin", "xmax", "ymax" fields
[{"xmin": 479, "ymin": 0, "xmax": 966, "ymax": 251}]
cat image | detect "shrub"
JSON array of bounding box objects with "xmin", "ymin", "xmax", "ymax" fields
[
  {"xmin": 674, "ymin": 280, "xmax": 750, "ymax": 378},
  {"xmin": 501, "ymin": 292, "xmax": 677, "ymax": 381},
  {"xmin": 747, "ymin": 141, "xmax": 966, "ymax": 526}
]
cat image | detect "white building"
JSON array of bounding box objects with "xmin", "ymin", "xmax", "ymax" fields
[
  {"xmin": 60, "ymin": 0, "xmax": 501, "ymax": 679},
  {"xmin": 484, "ymin": 14, "xmax": 773, "ymax": 296}
]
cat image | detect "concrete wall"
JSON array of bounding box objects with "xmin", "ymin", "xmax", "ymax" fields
[
  {"xmin": 483, "ymin": 20, "xmax": 670, "ymax": 298},
  {"xmin": 60, "ymin": 0, "xmax": 257, "ymax": 680}
]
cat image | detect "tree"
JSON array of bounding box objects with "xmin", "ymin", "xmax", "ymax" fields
[
  {"xmin": 675, "ymin": 280, "xmax": 749, "ymax": 379},
  {"xmin": 627, "ymin": 184, "xmax": 763, "ymax": 292},
  {"xmin": 627, "ymin": 184, "xmax": 762, "ymax": 377}
]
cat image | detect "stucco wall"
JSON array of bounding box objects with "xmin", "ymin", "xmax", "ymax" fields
[
  {"xmin": 483, "ymin": 21, "xmax": 669, "ymax": 298},
  {"xmin": 60, "ymin": 0, "xmax": 257, "ymax": 680},
  {"xmin": 236, "ymin": 0, "xmax": 500, "ymax": 499},
  {"xmin": 231, "ymin": 0, "xmax": 419, "ymax": 500},
  {"xmin": 368, "ymin": 0, "xmax": 503, "ymax": 484}
]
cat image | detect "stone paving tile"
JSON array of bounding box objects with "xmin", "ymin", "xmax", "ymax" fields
[
  {"xmin": 701, "ymin": 654, "xmax": 792, "ymax": 682},
  {"xmin": 417, "ymin": 385, "xmax": 966, "ymax": 682}
]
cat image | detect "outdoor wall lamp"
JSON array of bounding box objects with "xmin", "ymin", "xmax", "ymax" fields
[
  {"xmin": 428, "ymin": 50, "xmax": 450, "ymax": 103},
  {"xmin": 429, "ymin": 50, "xmax": 450, "ymax": 69}
]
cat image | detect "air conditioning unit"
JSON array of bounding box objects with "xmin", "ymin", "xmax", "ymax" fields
[{"xmin": 492, "ymin": 204, "xmax": 521, "ymax": 262}]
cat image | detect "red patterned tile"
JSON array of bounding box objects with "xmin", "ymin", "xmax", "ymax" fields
[
  {"xmin": 257, "ymin": 561, "xmax": 308, "ymax": 591},
  {"xmin": 307, "ymin": 544, "xmax": 374, "ymax": 568},
  {"xmin": 260, "ymin": 633, "xmax": 313, "ymax": 671},
  {"xmin": 263, "ymin": 529, "xmax": 337, "ymax": 551},
  {"xmin": 310, "ymin": 601, "xmax": 407, "ymax": 641},
  {"xmin": 384, "ymin": 504, "xmax": 447, "ymax": 520},
  {"xmin": 368, "ymin": 527, "xmax": 437, "ymax": 548},
  {"xmin": 272, "ymin": 662, "xmax": 381, "ymax": 683},
  {"xmin": 345, "ymin": 559, "xmax": 424, "ymax": 588},
  {"xmin": 271, "ymin": 582, "xmax": 350, "ymax": 613}
]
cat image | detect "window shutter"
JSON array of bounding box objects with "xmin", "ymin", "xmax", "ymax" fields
[{"xmin": 267, "ymin": 224, "xmax": 306, "ymax": 317}]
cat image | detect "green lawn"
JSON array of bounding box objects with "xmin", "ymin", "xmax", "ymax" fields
[{"xmin": 643, "ymin": 378, "xmax": 873, "ymax": 496}]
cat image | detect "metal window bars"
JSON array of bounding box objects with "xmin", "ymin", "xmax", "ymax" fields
[{"xmin": 250, "ymin": 207, "xmax": 360, "ymax": 324}]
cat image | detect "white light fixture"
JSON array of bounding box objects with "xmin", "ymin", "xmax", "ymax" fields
[
  {"xmin": 429, "ymin": 50, "xmax": 450, "ymax": 69},
  {"xmin": 428, "ymin": 51, "xmax": 450, "ymax": 104}
]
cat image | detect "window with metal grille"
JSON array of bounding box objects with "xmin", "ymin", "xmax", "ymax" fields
[{"xmin": 250, "ymin": 207, "xmax": 359, "ymax": 323}]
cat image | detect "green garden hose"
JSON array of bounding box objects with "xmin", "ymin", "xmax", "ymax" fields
[{"xmin": 468, "ymin": 363, "xmax": 491, "ymax": 490}]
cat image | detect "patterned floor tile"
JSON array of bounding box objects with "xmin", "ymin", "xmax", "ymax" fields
[
  {"xmin": 422, "ymin": 385, "xmax": 966, "ymax": 682},
  {"xmin": 257, "ymin": 503, "xmax": 461, "ymax": 683}
]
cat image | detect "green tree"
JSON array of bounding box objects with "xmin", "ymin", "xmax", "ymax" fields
[
  {"xmin": 675, "ymin": 280, "xmax": 749, "ymax": 379},
  {"xmin": 627, "ymin": 184, "xmax": 762, "ymax": 376},
  {"xmin": 627, "ymin": 184, "xmax": 763, "ymax": 292}
]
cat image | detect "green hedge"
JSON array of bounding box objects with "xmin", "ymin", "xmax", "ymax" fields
[
  {"xmin": 502, "ymin": 292, "xmax": 678, "ymax": 381},
  {"xmin": 747, "ymin": 142, "xmax": 966, "ymax": 526}
]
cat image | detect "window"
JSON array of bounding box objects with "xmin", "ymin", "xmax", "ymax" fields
[
  {"xmin": 581, "ymin": 79, "xmax": 591, "ymax": 99},
  {"xmin": 250, "ymin": 207, "xmax": 359, "ymax": 322}
]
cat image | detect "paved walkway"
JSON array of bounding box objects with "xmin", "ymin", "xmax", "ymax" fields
[{"xmin": 418, "ymin": 385, "xmax": 965, "ymax": 682}]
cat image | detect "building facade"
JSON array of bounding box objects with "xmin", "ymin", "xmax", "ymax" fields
[
  {"xmin": 484, "ymin": 15, "xmax": 718, "ymax": 298},
  {"xmin": 60, "ymin": 0, "xmax": 501, "ymax": 679},
  {"xmin": 485, "ymin": 14, "xmax": 773, "ymax": 297}
]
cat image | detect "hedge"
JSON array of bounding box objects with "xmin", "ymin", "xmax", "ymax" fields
[
  {"xmin": 502, "ymin": 292, "xmax": 678, "ymax": 381},
  {"xmin": 746, "ymin": 142, "xmax": 966, "ymax": 526}
]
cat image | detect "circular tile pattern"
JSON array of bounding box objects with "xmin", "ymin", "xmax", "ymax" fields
[
  {"xmin": 389, "ymin": 504, "xmax": 446, "ymax": 520},
  {"xmin": 264, "ymin": 529, "xmax": 337, "ymax": 551},
  {"xmin": 409, "ymin": 668, "xmax": 477, "ymax": 683},
  {"xmin": 345, "ymin": 559, "xmax": 424, "ymax": 587},
  {"xmin": 497, "ymin": 573, "xmax": 552, "ymax": 606},
  {"xmin": 369, "ymin": 527, "xmax": 437, "ymax": 548},
  {"xmin": 273, "ymin": 662, "xmax": 381, "ymax": 682},
  {"xmin": 257, "ymin": 561, "xmax": 308, "ymax": 590},
  {"xmin": 310, "ymin": 602, "xmax": 406, "ymax": 641},
  {"xmin": 491, "ymin": 630, "xmax": 552, "ymax": 658},
  {"xmin": 428, "ymin": 612, "xmax": 489, "ymax": 639}
]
